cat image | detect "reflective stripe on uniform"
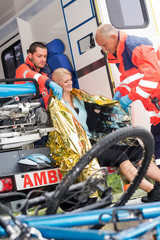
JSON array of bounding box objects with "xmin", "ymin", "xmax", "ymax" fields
[
  {"xmin": 149, "ymin": 111, "xmax": 160, "ymax": 118},
  {"xmin": 139, "ymin": 79, "xmax": 158, "ymax": 89},
  {"xmin": 23, "ymin": 70, "xmax": 31, "ymax": 78},
  {"xmin": 33, "ymin": 73, "xmax": 42, "ymax": 81},
  {"xmin": 136, "ymin": 86, "xmax": 150, "ymax": 98},
  {"xmin": 121, "ymin": 73, "xmax": 144, "ymax": 85},
  {"xmin": 120, "ymin": 85, "xmax": 131, "ymax": 92}
]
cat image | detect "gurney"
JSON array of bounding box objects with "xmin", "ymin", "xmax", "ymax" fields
[{"xmin": 0, "ymin": 78, "xmax": 54, "ymax": 150}]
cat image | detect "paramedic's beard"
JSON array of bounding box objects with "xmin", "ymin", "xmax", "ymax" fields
[
  {"xmin": 29, "ymin": 58, "xmax": 45, "ymax": 72},
  {"xmin": 35, "ymin": 62, "xmax": 45, "ymax": 72}
]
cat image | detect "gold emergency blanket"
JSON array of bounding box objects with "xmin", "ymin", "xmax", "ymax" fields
[{"xmin": 47, "ymin": 88, "xmax": 126, "ymax": 183}]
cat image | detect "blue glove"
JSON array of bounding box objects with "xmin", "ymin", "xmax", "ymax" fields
[
  {"xmin": 113, "ymin": 91, "xmax": 122, "ymax": 101},
  {"xmin": 49, "ymin": 81, "xmax": 63, "ymax": 100},
  {"xmin": 119, "ymin": 95, "xmax": 133, "ymax": 113}
]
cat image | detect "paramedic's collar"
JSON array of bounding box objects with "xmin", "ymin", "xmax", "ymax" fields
[{"xmin": 113, "ymin": 31, "xmax": 120, "ymax": 58}]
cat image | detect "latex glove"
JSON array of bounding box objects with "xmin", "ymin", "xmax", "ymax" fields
[
  {"xmin": 113, "ymin": 91, "xmax": 122, "ymax": 101},
  {"xmin": 119, "ymin": 95, "xmax": 133, "ymax": 113},
  {"xmin": 49, "ymin": 81, "xmax": 63, "ymax": 100}
]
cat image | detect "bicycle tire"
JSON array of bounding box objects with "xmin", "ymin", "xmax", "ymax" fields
[{"xmin": 46, "ymin": 126, "xmax": 154, "ymax": 214}]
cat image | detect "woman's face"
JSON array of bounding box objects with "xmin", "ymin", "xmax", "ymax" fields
[{"xmin": 59, "ymin": 74, "xmax": 73, "ymax": 92}]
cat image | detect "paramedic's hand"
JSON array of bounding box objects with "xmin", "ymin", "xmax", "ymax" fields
[
  {"xmin": 113, "ymin": 91, "xmax": 122, "ymax": 101},
  {"xmin": 49, "ymin": 81, "xmax": 63, "ymax": 100},
  {"xmin": 119, "ymin": 95, "xmax": 133, "ymax": 114}
]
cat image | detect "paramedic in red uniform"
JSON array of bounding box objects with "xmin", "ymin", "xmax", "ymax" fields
[
  {"xmin": 95, "ymin": 24, "xmax": 160, "ymax": 168},
  {"xmin": 16, "ymin": 42, "xmax": 63, "ymax": 109}
]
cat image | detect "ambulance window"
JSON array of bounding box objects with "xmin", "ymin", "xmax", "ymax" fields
[
  {"xmin": 106, "ymin": 0, "xmax": 148, "ymax": 29},
  {"xmin": 2, "ymin": 40, "xmax": 23, "ymax": 78},
  {"xmin": 78, "ymin": 33, "xmax": 95, "ymax": 55}
]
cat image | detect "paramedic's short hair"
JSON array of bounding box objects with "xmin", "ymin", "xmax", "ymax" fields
[
  {"xmin": 52, "ymin": 68, "xmax": 72, "ymax": 84},
  {"xmin": 95, "ymin": 24, "xmax": 118, "ymax": 39},
  {"xmin": 29, "ymin": 42, "xmax": 47, "ymax": 54}
]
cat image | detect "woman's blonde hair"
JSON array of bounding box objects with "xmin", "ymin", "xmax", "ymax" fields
[{"xmin": 52, "ymin": 68, "xmax": 72, "ymax": 85}]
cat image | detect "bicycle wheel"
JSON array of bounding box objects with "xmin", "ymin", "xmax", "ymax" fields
[{"xmin": 46, "ymin": 126, "xmax": 154, "ymax": 214}]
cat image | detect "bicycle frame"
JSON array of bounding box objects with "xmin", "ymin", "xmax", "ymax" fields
[
  {"xmin": 1, "ymin": 201, "xmax": 160, "ymax": 239},
  {"xmin": 23, "ymin": 219, "xmax": 160, "ymax": 240}
]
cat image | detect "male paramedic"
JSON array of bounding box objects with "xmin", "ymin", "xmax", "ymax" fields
[
  {"xmin": 95, "ymin": 24, "xmax": 160, "ymax": 168},
  {"xmin": 16, "ymin": 42, "xmax": 63, "ymax": 109}
]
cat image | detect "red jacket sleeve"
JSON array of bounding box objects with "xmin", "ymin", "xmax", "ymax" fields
[{"xmin": 16, "ymin": 64, "xmax": 51, "ymax": 89}]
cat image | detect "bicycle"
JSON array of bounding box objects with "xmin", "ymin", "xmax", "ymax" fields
[{"xmin": 0, "ymin": 125, "xmax": 156, "ymax": 239}]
